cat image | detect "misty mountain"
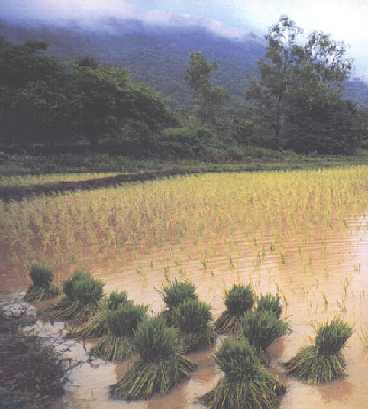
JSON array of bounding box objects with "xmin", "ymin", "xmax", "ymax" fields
[{"xmin": 1, "ymin": 18, "xmax": 368, "ymax": 108}]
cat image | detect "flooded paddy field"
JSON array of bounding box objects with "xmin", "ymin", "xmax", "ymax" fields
[{"xmin": 1, "ymin": 168, "xmax": 368, "ymax": 409}]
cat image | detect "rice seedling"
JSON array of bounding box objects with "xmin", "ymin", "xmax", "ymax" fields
[
  {"xmin": 110, "ymin": 317, "xmax": 197, "ymax": 400},
  {"xmin": 3, "ymin": 167, "xmax": 368, "ymax": 278},
  {"xmin": 172, "ymin": 299, "xmax": 215, "ymax": 352},
  {"xmin": 241, "ymin": 311, "xmax": 289, "ymax": 359},
  {"xmin": 215, "ymin": 284, "xmax": 255, "ymax": 335},
  {"xmin": 45, "ymin": 271, "xmax": 104, "ymax": 322},
  {"xmin": 67, "ymin": 291, "xmax": 128, "ymax": 338},
  {"xmin": 91, "ymin": 301, "xmax": 148, "ymax": 361},
  {"xmin": 160, "ymin": 279, "xmax": 198, "ymax": 324},
  {"xmin": 256, "ymin": 294, "xmax": 283, "ymax": 319},
  {"xmin": 359, "ymin": 326, "xmax": 368, "ymax": 350},
  {"xmin": 285, "ymin": 318, "xmax": 353, "ymax": 384},
  {"xmin": 200, "ymin": 337, "xmax": 286, "ymax": 409},
  {"xmin": 24, "ymin": 265, "xmax": 59, "ymax": 302}
]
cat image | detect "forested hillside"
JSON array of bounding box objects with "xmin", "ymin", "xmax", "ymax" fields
[{"xmin": 1, "ymin": 18, "xmax": 367, "ymax": 109}]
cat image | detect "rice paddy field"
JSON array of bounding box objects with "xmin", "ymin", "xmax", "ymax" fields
[{"xmin": 2, "ymin": 166, "xmax": 368, "ymax": 408}]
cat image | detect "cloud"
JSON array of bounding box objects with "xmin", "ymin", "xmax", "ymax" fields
[
  {"xmin": 1, "ymin": 0, "xmax": 368, "ymax": 73},
  {"xmin": 0, "ymin": 0, "xmax": 137, "ymax": 21}
]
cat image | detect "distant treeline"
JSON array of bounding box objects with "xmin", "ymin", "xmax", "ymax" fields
[{"xmin": 1, "ymin": 16, "xmax": 368, "ymax": 158}]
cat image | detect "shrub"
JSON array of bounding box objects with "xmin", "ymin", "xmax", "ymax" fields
[
  {"xmin": 173, "ymin": 299, "xmax": 215, "ymax": 351},
  {"xmin": 200, "ymin": 337, "xmax": 285, "ymax": 409},
  {"xmin": 241, "ymin": 311, "xmax": 289, "ymax": 355},
  {"xmin": 256, "ymin": 294, "xmax": 283, "ymax": 319},
  {"xmin": 215, "ymin": 284, "xmax": 255, "ymax": 335},
  {"xmin": 110, "ymin": 317, "xmax": 197, "ymax": 400},
  {"xmin": 285, "ymin": 319, "xmax": 353, "ymax": 384}
]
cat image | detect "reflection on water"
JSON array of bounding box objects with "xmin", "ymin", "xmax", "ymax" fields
[{"xmin": 7, "ymin": 216, "xmax": 368, "ymax": 408}]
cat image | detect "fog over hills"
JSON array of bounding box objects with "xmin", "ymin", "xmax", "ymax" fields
[{"xmin": 1, "ymin": 17, "xmax": 368, "ymax": 107}]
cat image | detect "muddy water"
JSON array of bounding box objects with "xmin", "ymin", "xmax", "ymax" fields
[{"xmin": 6, "ymin": 215, "xmax": 368, "ymax": 409}]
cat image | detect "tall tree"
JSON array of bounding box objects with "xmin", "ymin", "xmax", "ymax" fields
[
  {"xmin": 247, "ymin": 15, "xmax": 356, "ymax": 153},
  {"xmin": 185, "ymin": 52, "xmax": 227, "ymax": 126}
]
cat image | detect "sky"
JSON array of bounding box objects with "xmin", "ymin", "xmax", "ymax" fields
[{"xmin": 1, "ymin": 0, "xmax": 368, "ymax": 74}]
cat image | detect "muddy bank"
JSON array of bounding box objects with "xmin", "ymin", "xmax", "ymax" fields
[{"xmin": 0, "ymin": 294, "xmax": 65, "ymax": 409}]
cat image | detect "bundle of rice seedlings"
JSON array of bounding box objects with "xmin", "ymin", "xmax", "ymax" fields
[
  {"xmin": 215, "ymin": 284, "xmax": 255, "ymax": 335},
  {"xmin": 110, "ymin": 317, "xmax": 197, "ymax": 400},
  {"xmin": 68, "ymin": 291, "xmax": 128, "ymax": 338},
  {"xmin": 160, "ymin": 279, "xmax": 198, "ymax": 325},
  {"xmin": 241, "ymin": 311, "xmax": 289, "ymax": 360},
  {"xmin": 91, "ymin": 301, "xmax": 147, "ymax": 361},
  {"xmin": 285, "ymin": 319, "xmax": 353, "ymax": 384},
  {"xmin": 24, "ymin": 265, "xmax": 59, "ymax": 302},
  {"xmin": 200, "ymin": 337, "xmax": 286, "ymax": 409},
  {"xmin": 45, "ymin": 271, "xmax": 104, "ymax": 322},
  {"xmin": 256, "ymin": 294, "xmax": 283, "ymax": 319},
  {"xmin": 172, "ymin": 299, "xmax": 215, "ymax": 352}
]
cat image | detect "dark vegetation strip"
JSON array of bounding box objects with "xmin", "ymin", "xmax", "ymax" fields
[{"xmin": 2, "ymin": 155, "xmax": 368, "ymax": 202}]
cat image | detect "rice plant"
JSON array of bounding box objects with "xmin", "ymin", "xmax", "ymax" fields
[
  {"xmin": 160, "ymin": 279, "xmax": 198, "ymax": 324},
  {"xmin": 285, "ymin": 318, "xmax": 353, "ymax": 384},
  {"xmin": 241, "ymin": 311, "xmax": 289, "ymax": 358},
  {"xmin": 91, "ymin": 301, "xmax": 147, "ymax": 361},
  {"xmin": 24, "ymin": 265, "xmax": 59, "ymax": 302},
  {"xmin": 45, "ymin": 271, "xmax": 104, "ymax": 322},
  {"xmin": 172, "ymin": 299, "xmax": 215, "ymax": 352},
  {"xmin": 256, "ymin": 294, "xmax": 283, "ymax": 319},
  {"xmin": 68, "ymin": 291, "xmax": 128, "ymax": 338},
  {"xmin": 215, "ymin": 284, "xmax": 255, "ymax": 335},
  {"xmin": 110, "ymin": 317, "xmax": 197, "ymax": 400},
  {"xmin": 200, "ymin": 337, "xmax": 286, "ymax": 409}
]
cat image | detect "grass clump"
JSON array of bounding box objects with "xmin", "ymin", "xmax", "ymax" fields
[
  {"xmin": 45, "ymin": 271, "xmax": 104, "ymax": 322},
  {"xmin": 110, "ymin": 317, "xmax": 197, "ymax": 400},
  {"xmin": 24, "ymin": 265, "xmax": 59, "ymax": 302},
  {"xmin": 91, "ymin": 301, "xmax": 147, "ymax": 361},
  {"xmin": 68, "ymin": 291, "xmax": 128, "ymax": 338},
  {"xmin": 241, "ymin": 311, "xmax": 289, "ymax": 359},
  {"xmin": 215, "ymin": 284, "xmax": 255, "ymax": 335},
  {"xmin": 200, "ymin": 337, "xmax": 286, "ymax": 409},
  {"xmin": 172, "ymin": 299, "xmax": 215, "ymax": 352},
  {"xmin": 256, "ymin": 294, "xmax": 283, "ymax": 319},
  {"xmin": 285, "ymin": 318, "xmax": 353, "ymax": 384},
  {"xmin": 160, "ymin": 279, "xmax": 198, "ymax": 324}
]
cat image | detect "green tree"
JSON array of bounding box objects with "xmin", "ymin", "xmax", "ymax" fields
[
  {"xmin": 247, "ymin": 16, "xmax": 356, "ymax": 154},
  {"xmin": 185, "ymin": 52, "xmax": 227, "ymax": 126}
]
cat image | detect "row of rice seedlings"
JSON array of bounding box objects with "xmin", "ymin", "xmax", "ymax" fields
[
  {"xmin": 24, "ymin": 265, "xmax": 59, "ymax": 302},
  {"xmin": 200, "ymin": 337, "xmax": 286, "ymax": 409},
  {"xmin": 3, "ymin": 167, "xmax": 368, "ymax": 274},
  {"xmin": 285, "ymin": 319, "xmax": 353, "ymax": 384},
  {"xmin": 26, "ymin": 268, "xmax": 354, "ymax": 399}
]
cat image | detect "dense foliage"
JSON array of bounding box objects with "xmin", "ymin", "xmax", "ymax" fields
[{"xmin": 1, "ymin": 15, "xmax": 368, "ymax": 158}]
